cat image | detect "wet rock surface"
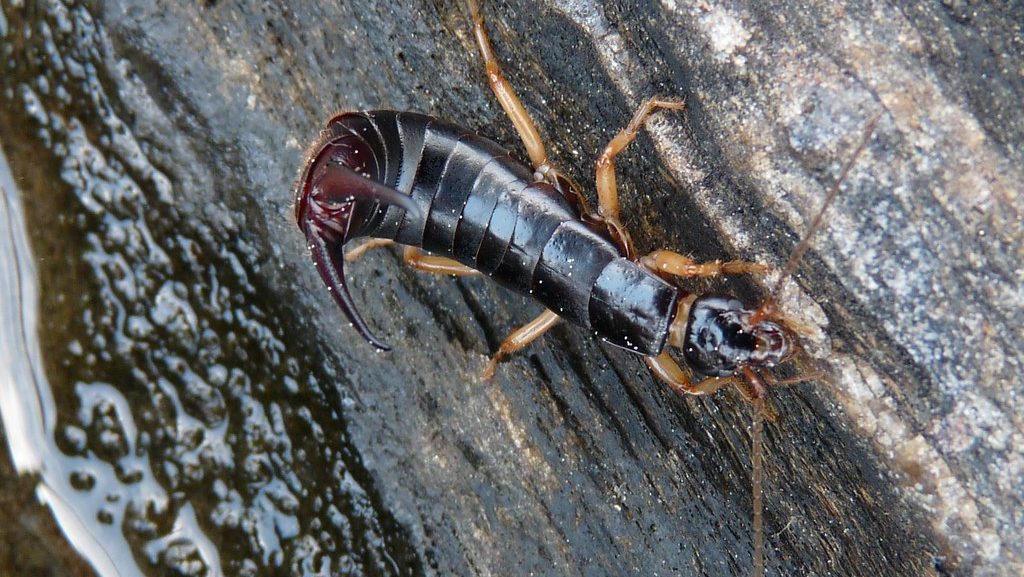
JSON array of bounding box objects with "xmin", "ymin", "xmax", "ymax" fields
[{"xmin": 1, "ymin": 1, "xmax": 1021, "ymax": 576}]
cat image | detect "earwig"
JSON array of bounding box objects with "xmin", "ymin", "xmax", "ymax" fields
[{"xmin": 293, "ymin": 2, "xmax": 880, "ymax": 576}]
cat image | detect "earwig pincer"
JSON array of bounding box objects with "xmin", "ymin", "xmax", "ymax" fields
[{"xmin": 294, "ymin": 2, "xmax": 879, "ymax": 576}]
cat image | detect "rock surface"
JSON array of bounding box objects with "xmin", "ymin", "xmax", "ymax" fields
[{"xmin": 1, "ymin": 1, "xmax": 1021, "ymax": 576}]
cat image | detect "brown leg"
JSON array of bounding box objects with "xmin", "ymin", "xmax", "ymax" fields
[
  {"xmin": 347, "ymin": 240, "xmax": 480, "ymax": 275},
  {"xmin": 644, "ymin": 351, "xmax": 738, "ymax": 395},
  {"xmin": 345, "ymin": 238, "xmax": 396, "ymax": 262},
  {"xmin": 467, "ymin": 0, "xmax": 548, "ymax": 169},
  {"xmin": 482, "ymin": 309, "xmax": 561, "ymax": 379},
  {"xmin": 640, "ymin": 249, "xmax": 768, "ymax": 278},
  {"xmin": 404, "ymin": 247, "xmax": 481, "ymax": 276},
  {"xmin": 647, "ymin": 352, "xmax": 780, "ymax": 421},
  {"xmin": 465, "ymin": 0, "xmax": 596, "ymax": 217},
  {"xmin": 596, "ymin": 98, "xmax": 685, "ymax": 258}
]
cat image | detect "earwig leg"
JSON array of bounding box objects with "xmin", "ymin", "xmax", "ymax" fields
[
  {"xmin": 347, "ymin": 241, "xmax": 480, "ymax": 275},
  {"xmin": 345, "ymin": 238, "xmax": 396, "ymax": 262},
  {"xmin": 644, "ymin": 351, "xmax": 739, "ymax": 395},
  {"xmin": 467, "ymin": 0, "xmax": 548, "ymax": 169},
  {"xmin": 404, "ymin": 247, "xmax": 482, "ymax": 276},
  {"xmin": 466, "ymin": 1, "xmax": 600, "ymax": 219},
  {"xmin": 482, "ymin": 309, "xmax": 561, "ymax": 379},
  {"xmin": 640, "ymin": 249, "xmax": 769, "ymax": 278},
  {"xmin": 596, "ymin": 98, "xmax": 686, "ymax": 258}
]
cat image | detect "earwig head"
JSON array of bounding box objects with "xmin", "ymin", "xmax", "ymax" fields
[
  {"xmin": 294, "ymin": 122, "xmax": 420, "ymax": 351},
  {"xmin": 678, "ymin": 295, "xmax": 794, "ymax": 378}
]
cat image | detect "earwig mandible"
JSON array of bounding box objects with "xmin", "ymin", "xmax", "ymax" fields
[{"xmin": 293, "ymin": 2, "xmax": 881, "ymax": 576}]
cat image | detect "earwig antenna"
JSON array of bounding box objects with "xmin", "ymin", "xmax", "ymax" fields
[
  {"xmin": 740, "ymin": 366, "xmax": 769, "ymax": 577},
  {"xmin": 751, "ymin": 113, "xmax": 882, "ymax": 324},
  {"xmin": 751, "ymin": 393, "xmax": 765, "ymax": 577},
  {"xmin": 743, "ymin": 113, "xmax": 882, "ymax": 577}
]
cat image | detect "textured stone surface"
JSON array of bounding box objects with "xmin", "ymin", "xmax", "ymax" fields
[{"xmin": 2, "ymin": 0, "xmax": 1021, "ymax": 576}]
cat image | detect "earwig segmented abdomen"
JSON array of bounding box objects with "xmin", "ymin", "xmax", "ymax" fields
[{"xmin": 297, "ymin": 110, "xmax": 678, "ymax": 355}]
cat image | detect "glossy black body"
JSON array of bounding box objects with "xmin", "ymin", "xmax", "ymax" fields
[
  {"xmin": 296, "ymin": 110, "xmax": 678, "ymax": 356},
  {"xmin": 684, "ymin": 295, "xmax": 790, "ymax": 377}
]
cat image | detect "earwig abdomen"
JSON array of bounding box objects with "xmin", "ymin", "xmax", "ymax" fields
[{"xmin": 296, "ymin": 110, "xmax": 678, "ymax": 355}]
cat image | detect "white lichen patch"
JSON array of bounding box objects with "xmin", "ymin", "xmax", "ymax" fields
[{"xmin": 698, "ymin": 7, "xmax": 752, "ymax": 65}]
